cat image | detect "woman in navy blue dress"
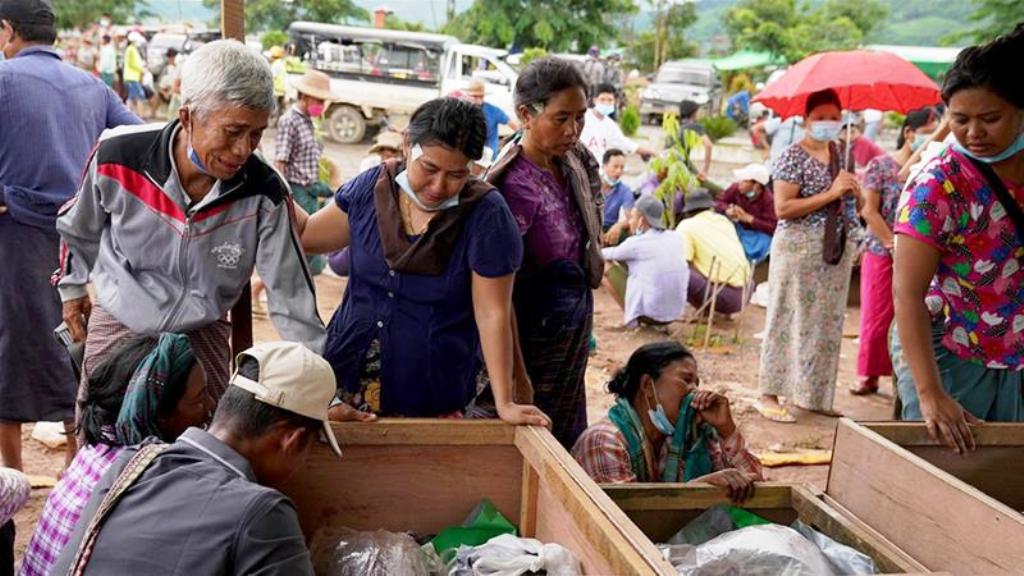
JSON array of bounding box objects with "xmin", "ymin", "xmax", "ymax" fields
[{"xmin": 295, "ymin": 98, "xmax": 550, "ymax": 427}]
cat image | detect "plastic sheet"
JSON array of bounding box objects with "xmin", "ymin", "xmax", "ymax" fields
[
  {"xmin": 660, "ymin": 524, "xmax": 836, "ymax": 576},
  {"xmin": 792, "ymin": 519, "xmax": 878, "ymax": 575},
  {"xmin": 447, "ymin": 534, "xmax": 581, "ymax": 576},
  {"xmin": 310, "ymin": 526, "xmax": 444, "ymax": 576}
]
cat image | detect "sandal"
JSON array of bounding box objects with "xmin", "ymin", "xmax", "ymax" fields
[
  {"xmin": 754, "ymin": 402, "xmax": 796, "ymax": 423},
  {"xmin": 849, "ymin": 378, "xmax": 879, "ymax": 396}
]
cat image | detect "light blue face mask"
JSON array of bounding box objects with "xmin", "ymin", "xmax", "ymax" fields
[
  {"xmin": 809, "ymin": 120, "xmax": 841, "ymax": 142},
  {"xmin": 647, "ymin": 384, "xmax": 676, "ymax": 436},
  {"xmin": 395, "ymin": 144, "xmax": 462, "ymax": 212},
  {"xmin": 187, "ymin": 111, "xmax": 213, "ymax": 177},
  {"xmin": 954, "ymin": 131, "xmax": 1024, "ymax": 164},
  {"xmin": 910, "ymin": 133, "xmax": 931, "ymax": 152},
  {"xmin": 602, "ymin": 173, "xmax": 620, "ymax": 187},
  {"xmin": 595, "ymin": 103, "xmax": 616, "ymax": 117}
]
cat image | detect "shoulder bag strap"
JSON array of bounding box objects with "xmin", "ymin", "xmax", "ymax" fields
[
  {"xmin": 66, "ymin": 443, "xmax": 170, "ymax": 576},
  {"xmin": 965, "ymin": 155, "xmax": 1024, "ymax": 249}
]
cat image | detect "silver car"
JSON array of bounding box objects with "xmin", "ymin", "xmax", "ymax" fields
[{"xmin": 640, "ymin": 59, "xmax": 722, "ymax": 124}]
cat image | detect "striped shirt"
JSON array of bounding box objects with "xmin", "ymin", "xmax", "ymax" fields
[
  {"xmin": 274, "ymin": 106, "xmax": 322, "ymax": 187},
  {"xmin": 19, "ymin": 444, "xmax": 124, "ymax": 576}
]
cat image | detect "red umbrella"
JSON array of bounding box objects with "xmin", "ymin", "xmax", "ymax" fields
[{"xmin": 753, "ymin": 50, "xmax": 941, "ymax": 118}]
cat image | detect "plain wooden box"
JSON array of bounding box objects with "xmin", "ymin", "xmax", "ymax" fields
[
  {"xmin": 604, "ymin": 482, "xmax": 930, "ymax": 574},
  {"xmin": 829, "ymin": 419, "xmax": 1024, "ymax": 575},
  {"xmin": 279, "ymin": 419, "xmax": 679, "ymax": 575}
]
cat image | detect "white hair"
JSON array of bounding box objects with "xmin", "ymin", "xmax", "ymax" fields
[{"xmin": 180, "ymin": 39, "xmax": 274, "ymax": 121}]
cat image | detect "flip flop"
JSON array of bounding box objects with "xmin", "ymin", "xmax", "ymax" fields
[
  {"xmin": 754, "ymin": 402, "xmax": 796, "ymax": 423},
  {"xmin": 848, "ymin": 382, "xmax": 879, "ymax": 396}
]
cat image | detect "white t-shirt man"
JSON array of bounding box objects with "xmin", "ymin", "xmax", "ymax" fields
[{"xmin": 580, "ymin": 109, "xmax": 638, "ymax": 164}]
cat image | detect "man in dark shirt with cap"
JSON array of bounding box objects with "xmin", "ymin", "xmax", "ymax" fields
[{"xmin": 53, "ymin": 342, "xmax": 342, "ymax": 575}]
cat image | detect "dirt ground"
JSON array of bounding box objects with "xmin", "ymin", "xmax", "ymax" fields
[{"xmin": 12, "ymin": 271, "xmax": 894, "ymax": 558}]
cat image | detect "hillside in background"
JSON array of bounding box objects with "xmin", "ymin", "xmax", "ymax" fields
[{"xmin": 146, "ymin": 0, "xmax": 973, "ymax": 48}]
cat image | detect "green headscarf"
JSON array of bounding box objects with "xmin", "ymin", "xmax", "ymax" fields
[
  {"xmin": 608, "ymin": 392, "xmax": 714, "ymax": 483},
  {"xmin": 115, "ymin": 333, "xmax": 195, "ymax": 445}
]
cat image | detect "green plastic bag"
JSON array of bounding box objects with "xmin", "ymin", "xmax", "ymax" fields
[
  {"xmin": 726, "ymin": 505, "xmax": 771, "ymax": 528},
  {"xmin": 429, "ymin": 499, "xmax": 517, "ymax": 555}
]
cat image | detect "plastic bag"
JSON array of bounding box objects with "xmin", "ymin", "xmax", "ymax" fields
[
  {"xmin": 665, "ymin": 524, "xmax": 836, "ymax": 576},
  {"xmin": 430, "ymin": 499, "xmax": 517, "ymax": 556},
  {"xmin": 448, "ymin": 534, "xmax": 581, "ymax": 576},
  {"xmin": 792, "ymin": 520, "xmax": 877, "ymax": 575},
  {"xmin": 310, "ymin": 526, "xmax": 444, "ymax": 576},
  {"xmin": 667, "ymin": 505, "xmax": 771, "ymax": 546}
]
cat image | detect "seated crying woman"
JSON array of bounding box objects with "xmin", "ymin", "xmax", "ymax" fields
[{"xmin": 572, "ymin": 342, "xmax": 763, "ymax": 501}]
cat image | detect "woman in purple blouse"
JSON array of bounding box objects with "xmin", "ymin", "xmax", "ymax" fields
[{"xmin": 487, "ymin": 59, "xmax": 606, "ymax": 448}]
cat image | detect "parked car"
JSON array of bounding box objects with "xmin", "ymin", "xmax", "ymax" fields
[
  {"xmin": 640, "ymin": 59, "xmax": 722, "ymax": 124},
  {"xmin": 286, "ymin": 22, "xmax": 519, "ymax": 143}
]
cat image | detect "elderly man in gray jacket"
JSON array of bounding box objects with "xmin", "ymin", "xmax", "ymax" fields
[{"xmin": 56, "ymin": 39, "xmax": 326, "ymax": 400}]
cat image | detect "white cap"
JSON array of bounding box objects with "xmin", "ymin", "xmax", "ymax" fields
[
  {"xmin": 229, "ymin": 342, "xmax": 342, "ymax": 458},
  {"xmin": 732, "ymin": 163, "xmax": 771, "ymax": 186},
  {"xmin": 128, "ymin": 31, "xmax": 145, "ymax": 44}
]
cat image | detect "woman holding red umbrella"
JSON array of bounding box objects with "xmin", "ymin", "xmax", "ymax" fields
[
  {"xmin": 756, "ymin": 88, "xmax": 863, "ymax": 423},
  {"xmin": 894, "ymin": 25, "xmax": 1024, "ymax": 453}
]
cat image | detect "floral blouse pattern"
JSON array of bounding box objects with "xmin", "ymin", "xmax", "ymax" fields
[{"xmin": 895, "ymin": 146, "xmax": 1024, "ymax": 369}]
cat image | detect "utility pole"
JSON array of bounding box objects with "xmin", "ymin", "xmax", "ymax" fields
[{"xmin": 447, "ymin": 0, "xmax": 456, "ymax": 25}]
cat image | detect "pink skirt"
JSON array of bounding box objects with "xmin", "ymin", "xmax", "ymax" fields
[{"xmin": 857, "ymin": 251, "xmax": 894, "ymax": 378}]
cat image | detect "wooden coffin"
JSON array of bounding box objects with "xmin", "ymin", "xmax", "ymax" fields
[
  {"xmin": 604, "ymin": 481, "xmax": 930, "ymax": 574},
  {"xmin": 829, "ymin": 419, "xmax": 1024, "ymax": 575},
  {"xmin": 280, "ymin": 419, "xmax": 678, "ymax": 575}
]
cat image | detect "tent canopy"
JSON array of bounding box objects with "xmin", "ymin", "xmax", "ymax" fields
[{"xmin": 711, "ymin": 50, "xmax": 786, "ymax": 71}]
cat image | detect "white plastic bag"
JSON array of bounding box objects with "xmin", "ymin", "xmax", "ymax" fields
[
  {"xmin": 310, "ymin": 526, "xmax": 443, "ymax": 576},
  {"xmin": 448, "ymin": 534, "xmax": 581, "ymax": 576},
  {"xmin": 792, "ymin": 520, "xmax": 877, "ymax": 575},
  {"xmin": 672, "ymin": 524, "xmax": 836, "ymax": 576}
]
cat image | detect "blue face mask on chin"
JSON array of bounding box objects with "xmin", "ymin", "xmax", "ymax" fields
[
  {"xmin": 595, "ymin": 103, "xmax": 616, "ymax": 117},
  {"xmin": 396, "ymin": 169, "xmax": 459, "ymax": 212},
  {"xmin": 955, "ymin": 131, "xmax": 1024, "ymax": 164},
  {"xmin": 647, "ymin": 385, "xmax": 677, "ymax": 436},
  {"xmin": 187, "ymin": 113, "xmax": 213, "ymax": 177},
  {"xmin": 810, "ymin": 120, "xmax": 841, "ymax": 142}
]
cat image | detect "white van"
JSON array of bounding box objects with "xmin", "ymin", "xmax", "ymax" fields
[{"xmin": 287, "ymin": 22, "xmax": 519, "ymax": 143}]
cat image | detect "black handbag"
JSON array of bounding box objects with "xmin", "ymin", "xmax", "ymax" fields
[{"xmin": 822, "ymin": 141, "xmax": 853, "ymax": 265}]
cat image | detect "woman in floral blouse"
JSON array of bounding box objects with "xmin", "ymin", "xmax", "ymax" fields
[
  {"xmin": 894, "ymin": 24, "xmax": 1024, "ymax": 453},
  {"xmin": 852, "ymin": 108, "xmax": 939, "ymax": 396}
]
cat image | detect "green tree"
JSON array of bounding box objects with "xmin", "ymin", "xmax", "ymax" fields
[
  {"xmin": 725, "ymin": 0, "xmax": 887, "ymax": 62},
  {"xmin": 444, "ymin": 0, "xmax": 638, "ymax": 52},
  {"xmin": 384, "ymin": 14, "xmax": 429, "ymax": 32},
  {"xmin": 260, "ymin": 30, "xmax": 288, "ymax": 50},
  {"xmin": 51, "ymin": 0, "xmax": 148, "ymax": 30},
  {"xmin": 945, "ymin": 0, "xmax": 1024, "ymax": 44},
  {"xmin": 202, "ymin": 0, "xmax": 369, "ymax": 33}
]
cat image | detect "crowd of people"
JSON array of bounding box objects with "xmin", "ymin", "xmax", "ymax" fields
[{"xmin": 1, "ymin": 0, "xmax": 1022, "ymax": 570}]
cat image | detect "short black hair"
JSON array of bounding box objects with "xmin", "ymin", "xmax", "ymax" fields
[
  {"xmin": 607, "ymin": 341, "xmax": 695, "ymax": 402},
  {"xmin": 407, "ymin": 97, "xmax": 486, "ymax": 161},
  {"xmin": 213, "ymin": 356, "xmax": 321, "ymax": 439},
  {"xmin": 679, "ymin": 100, "xmax": 700, "ymax": 119},
  {"xmin": 941, "ymin": 23, "xmax": 1024, "ymax": 109},
  {"xmin": 594, "ymin": 83, "xmax": 616, "ymax": 98},
  {"xmin": 77, "ymin": 336, "xmax": 194, "ymax": 446},
  {"xmin": 804, "ymin": 88, "xmax": 842, "ymax": 116},
  {"xmin": 4, "ymin": 16, "xmax": 55, "ymax": 45},
  {"xmin": 514, "ymin": 57, "xmax": 588, "ymax": 111},
  {"xmin": 602, "ymin": 148, "xmax": 625, "ymax": 165}
]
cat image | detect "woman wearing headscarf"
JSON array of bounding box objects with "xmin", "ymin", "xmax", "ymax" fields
[
  {"xmin": 21, "ymin": 334, "xmax": 213, "ymax": 576},
  {"xmin": 485, "ymin": 58, "xmax": 604, "ymax": 448},
  {"xmin": 756, "ymin": 88, "xmax": 863, "ymax": 423},
  {"xmin": 56, "ymin": 40, "xmax": 325, "ymax": 404},
  {"xmin": 894, "ymin": 25, "xmax": 1024, "ymax": 453},
  {"xmin": 572, "ymin": 342, "xmax": 762, "ymax": 500},
  {"xmin": 296, "ymin": 98, "xmax": 549, "ymax": 427},
  {"xmin": 851, "ymin": 108, "xmax": 938, "ymax": 396}
]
